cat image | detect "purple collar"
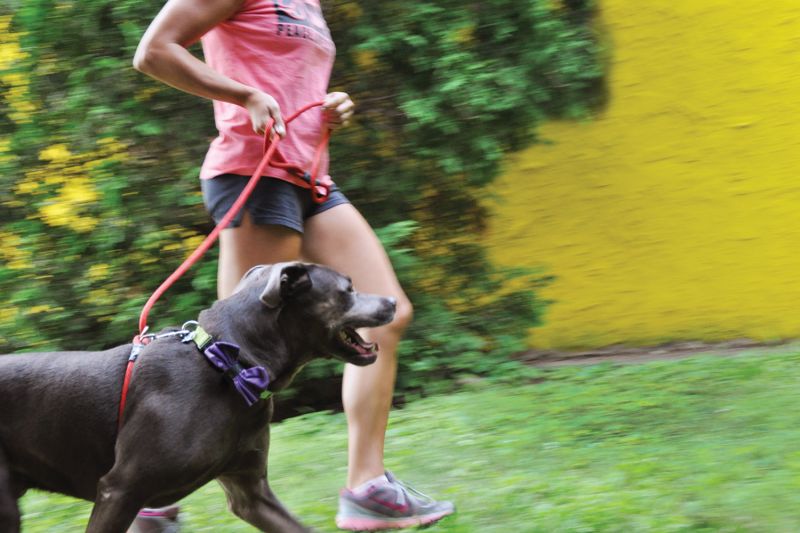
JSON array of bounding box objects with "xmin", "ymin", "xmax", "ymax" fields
[{"xmin": 185, "ymin": 325, "xmax": 271, "ymax": 406}]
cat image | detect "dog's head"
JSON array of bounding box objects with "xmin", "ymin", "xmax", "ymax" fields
[{"xmin": 236, "ymin": 262, "xmax": 396, "ymax": 366}]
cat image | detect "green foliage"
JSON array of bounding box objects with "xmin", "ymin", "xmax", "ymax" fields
[
  {"xmin": 0, "ymin": 2, "xmax": 602, "ymax": 399},
  {"xmin": 327, "ymin": 0, "xmax": 602, "ymax": 196},
  {"xmin": 0, "ymin": 0, "xmax": 217, "ymax": 351},
  {"xmin": 21, "ymin": 348, "xmax": 800, "ymax": 531}
]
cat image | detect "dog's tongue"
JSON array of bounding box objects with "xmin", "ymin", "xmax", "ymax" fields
[
  {"xmin": 343, "ymin": 327, "xmax": 378, "ymax": 356},
  {"xmin": 357, "ymin": 340, "xmax": 378, "ymax": 356}
]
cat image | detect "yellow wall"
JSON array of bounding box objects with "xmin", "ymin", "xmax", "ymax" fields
[{"xmin": 484, "ymin": 1, "xmax": 800, "ymax": 349}]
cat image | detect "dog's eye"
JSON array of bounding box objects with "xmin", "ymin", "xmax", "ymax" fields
[{"xmin": 347, "ymin": 285, "xmax": 355, "ymax": 293}]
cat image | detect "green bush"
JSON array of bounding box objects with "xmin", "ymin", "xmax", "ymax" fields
[{"xmin": 0, "ymin": 1, "xmax": 602, "ymax": 402}]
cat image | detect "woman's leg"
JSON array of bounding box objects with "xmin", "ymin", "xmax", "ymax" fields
[
  {"xmin": 217, "ymin": 212, "xmax": 303, "ymax": 299},
  {"xmin": 302, "ymin": 204, "xmax": 413, "ymax": 489}
]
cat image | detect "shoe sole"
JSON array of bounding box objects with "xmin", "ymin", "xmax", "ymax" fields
[{"xmin": 335, "ymin": 508, "xmax": 453, "ymax": 531}]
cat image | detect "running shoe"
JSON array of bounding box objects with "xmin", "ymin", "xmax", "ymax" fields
[{"xmin": 336, "ymin": 471, "xmax": 455, "ymax": 531}]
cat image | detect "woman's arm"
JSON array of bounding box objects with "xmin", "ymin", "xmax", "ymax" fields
[{"xmin": 133, "ymin": 0, "xmax": 285, "ymax": 136}]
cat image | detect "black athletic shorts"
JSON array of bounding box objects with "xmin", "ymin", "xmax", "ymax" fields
[{"xmin": 201, "ymin": 174, "xmax": 350, "ymax": 234}]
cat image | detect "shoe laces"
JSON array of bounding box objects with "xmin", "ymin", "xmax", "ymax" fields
[{"xmin": 386, "ymin": 471, "xmax": 435, "ymax": 503}]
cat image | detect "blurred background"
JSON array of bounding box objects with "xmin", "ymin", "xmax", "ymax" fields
[
  {"xmin": 4, "ymin": 0, "xmax": 800, "ymax": 531},
  {"xmin": 0, "ymin": 0, "xmax": 602, "ymax": 409}
]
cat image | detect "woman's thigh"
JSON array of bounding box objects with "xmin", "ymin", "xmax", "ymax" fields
[
  {"xmin": 301, "ymin": 203, "xmax": 407, "ymax": 302},
  {"xmin": 203, "ymin": 176, "xmax": 308, "ymax": 298},
  {"xmin": 217, "ymin": 212, "xmax": 302, "ymax": 298}
]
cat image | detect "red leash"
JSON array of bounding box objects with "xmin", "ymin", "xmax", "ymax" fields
[{"xmin": 118, "ymin": 101, "xmax": 330, "ymax": 427}]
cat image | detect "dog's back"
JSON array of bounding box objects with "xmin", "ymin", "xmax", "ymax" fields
[{"xmin": 0, "ymin": 347, "xmax": 129, "ymax": 500}]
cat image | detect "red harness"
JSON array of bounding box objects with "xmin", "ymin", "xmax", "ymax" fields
[{"xmin": 118, "ymin": 101, "xmax": 329, "ymax": 428}]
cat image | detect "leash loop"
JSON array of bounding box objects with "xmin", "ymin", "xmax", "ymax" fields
[{"xmin": 259, "ymin": 105, "xmax": 332, "ymax": 205}]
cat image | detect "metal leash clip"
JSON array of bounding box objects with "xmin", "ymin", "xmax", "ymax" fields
[
  {"xmin": 137, "ymin": 325, "xmax": 159, "ymax": 345},
  {"xmin": 180, "ymin": 320, "xmax": 201, "ymax": 344}
]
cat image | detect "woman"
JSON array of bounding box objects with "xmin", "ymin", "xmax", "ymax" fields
[{"xmin": 132, "ymin": 0, "xmax": 454, "ymax": 530}]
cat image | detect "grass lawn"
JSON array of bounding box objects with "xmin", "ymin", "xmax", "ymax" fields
[{"xmin": 19, "ymin": 347, "xmax": 800, "ymax": 532}]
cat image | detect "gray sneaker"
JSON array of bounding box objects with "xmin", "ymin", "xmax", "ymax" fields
[
  {"xmin": 127, "ymin": 506, "xmax": 181, "ymax": 533},
  {"xmin": 336, "ymin": 471, "xmax": 455, "ymax": 531}
]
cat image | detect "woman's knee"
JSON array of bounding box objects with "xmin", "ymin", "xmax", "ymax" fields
[{"xmin": 386, "ymin": 293, "xmax": 413, "ymax": 337}]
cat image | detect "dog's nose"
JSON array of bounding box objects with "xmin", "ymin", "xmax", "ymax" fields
[{"xmin": 388, "ymin": 296, "xmax": 397, "ymax": 309}]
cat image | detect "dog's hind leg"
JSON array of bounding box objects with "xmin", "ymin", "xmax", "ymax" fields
[
  {"xmin": 218, "ymin": 473, "xmax": 311, "ymax": 533},
  {"xmin": 0, "ymin": 445, "xmax": 21, "ymax": 533}
]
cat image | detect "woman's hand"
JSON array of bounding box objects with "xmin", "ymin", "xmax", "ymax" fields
[
  {"xmin": 323, "ymin": 92, "xmax": 354, "ymax": 130},
  {"xmin": 245, "ymin": 90, "xmax": 286, "ymax": 138}
]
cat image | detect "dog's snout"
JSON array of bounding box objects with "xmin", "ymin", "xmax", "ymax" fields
[{"xmin": 383, "ymin": 297, "xmax": 397, "ymax": 324}]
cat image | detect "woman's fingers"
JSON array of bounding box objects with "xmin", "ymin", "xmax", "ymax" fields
[
  {"xmin": 249, "ymin": 90, "xmax": 355, "ymax": 136},
  {"xmin": 324, "ymin": 92, "xmax": 354, "ymax": 129},
  {"xmin": 246, "ymin": 90, "xmax": 285, "ymax": 137}
]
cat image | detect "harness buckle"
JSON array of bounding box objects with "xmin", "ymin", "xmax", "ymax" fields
[
  {"xmin": 128, "ymin": 343, "xmax": 143, "ymax": 363},
  {"xmin": 129, "ymin": 325, "xmax": 157, "ymax": 362}
]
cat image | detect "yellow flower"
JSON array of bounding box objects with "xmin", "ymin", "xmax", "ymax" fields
[
  {"xmin": 0, "ymin": 41, "xmax": 27, "ymax": 70},
  {"xmin": 0, "ymin": 20, "xmax": 36, "ymax": 123},
  {"xmin": 61, "ymin": 176, "xmax": 99, "ymax": 204},
  {"xmin": 15, "ymin": 179, "xmax": 39, "ymax": 195},
  {"xmin": 0, "ymin": 231, "xmax": 31, "ymax": 270},
  {"xmin": 0, "ymin": 306, "xmax": 19, "ymax": 325},
  {"xmin": 161, "ymin": 242, "xmax": 183, "ymax": 253},
  {"xmin": 39, "ymin": 201, "xmax": 72, "ymax": 227},
  {"xmin": 88, "ymin": 263, "xmax": 110, "ymax": 281},
  {"xmin": 0, "ymin": 136, "xmax": 12, "ymax": 165},
  {"xmin": 39, "ymin": 144, "xmax": 72, "ymax": 163},
  {"xmin": 43, "ymin": 173, "xmax": 67, "ymax": 186},
  {"xmin": 82, "ymin": 288, "xmax": 112, "ymax": 306},
  {"xmin": 36, "ymin": 173, "xmax": 100, "ymax": 232},
  {"xmin": 183, "ymin": 234, "xmax": 205, "ymax": 253},
  {"xmin": 71, "ymin": 216, "xmax": 99, "ymax": 232}
]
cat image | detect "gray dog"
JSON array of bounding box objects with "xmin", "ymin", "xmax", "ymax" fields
[{"xmin": 0, "ymin": 262, "xmax": 396, "ymax": 532}]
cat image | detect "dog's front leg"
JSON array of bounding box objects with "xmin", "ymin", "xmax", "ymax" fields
[
  {"xmin": 219, "ymin": 473, "xmax": 312, "ymax": 533},
  {"xmin": 0, "ymin": 446, "xmax": 20, "ymax": 533},
  {"xmin": 85, "ymin": 471, "xmax": 144, "ymax": 533}
]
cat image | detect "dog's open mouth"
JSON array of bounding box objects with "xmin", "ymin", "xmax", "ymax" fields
[{"xmin": 337, "ymin": 327, "xmax": 378, "ymax": 358}]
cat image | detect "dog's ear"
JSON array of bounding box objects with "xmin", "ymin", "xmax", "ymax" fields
[
  {"xmin": 260, "ymin": 263, "xmax": 313, "ymax": 308},
  {"xmin": 233, "ymin": 265, "xmax": 266, "ymax": 294}
]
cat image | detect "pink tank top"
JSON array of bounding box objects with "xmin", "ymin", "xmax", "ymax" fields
[{"xmin": 199, "ymin": 0, "xmax": 335, "ymax": 182}]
